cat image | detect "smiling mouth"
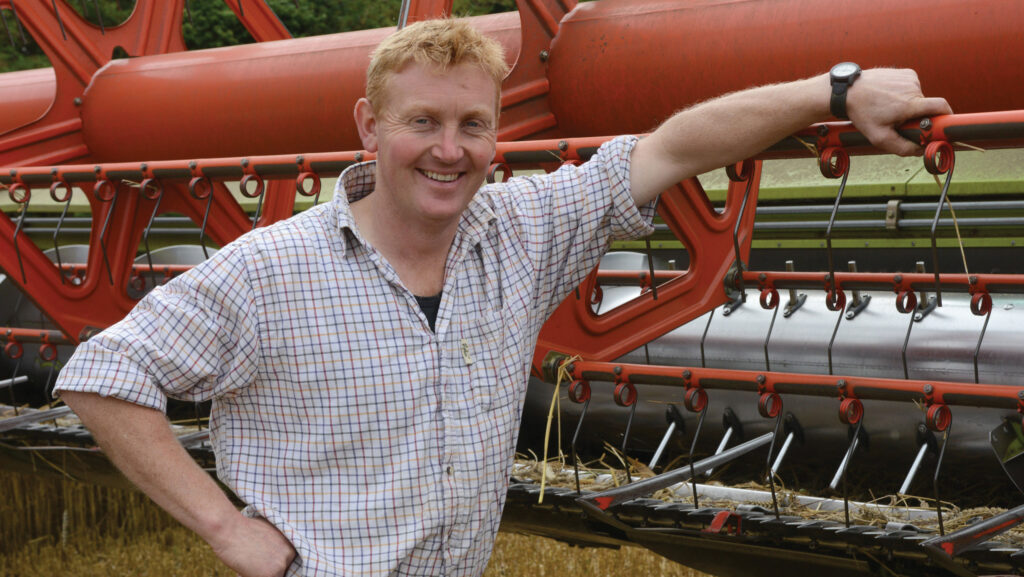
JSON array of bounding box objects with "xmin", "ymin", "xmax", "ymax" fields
[{"xmin": 419, "ymin": 169, "xmax": 461, "ymax": 183}]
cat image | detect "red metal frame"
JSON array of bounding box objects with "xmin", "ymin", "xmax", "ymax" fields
[{"xmin": 560, "ymin": 359, "xmax": 1024, "ymax": 415}]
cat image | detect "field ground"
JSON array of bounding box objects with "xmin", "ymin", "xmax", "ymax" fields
[{"xmin": 1, "ymin": 470, "xmax": 708, "ymax": 576}]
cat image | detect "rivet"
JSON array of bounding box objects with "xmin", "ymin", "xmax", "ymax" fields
[
  {"xmin": 73, "ymin": 97, "xmax": 82, "ymax": 106},
  {"xmin": 919, "ymin": 118, "xmax": 932, "ymax": 131},
  {"xmin": 682, "ymin": 370, "xmax": 691, "ymax": 380},
  {"xmin": 558, "ymin": 140, "xmax": 568, "ymax": 152},
  {"xmin": 539, "ymin": 50, "xmax": 549, "ymax": 62},
  {"xmin": 924, "ymin": 384, "xmax": 933, "ymax": 395},
  {"xmin": 756, "ymin": 374, "xmax": 766, "ymax": 385},
  {"xmin": 817, "ymin": 125, "xmax": 829, "ymax": 136},
  {"xmin": 614, "ymin": 366, "xmax": 622, "ymax": 376},
  {"xmin": 355, "ymin": 152, "xmax": 364, "ymax": 162}
]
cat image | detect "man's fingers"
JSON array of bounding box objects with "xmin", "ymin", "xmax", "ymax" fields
[
  {"xmin": 912, "ymin": 96, "xmax": 954, "ymax": 118},
  {"xmin": 866, "ymin": 126, "xmax": 922, "ymax": 157}
]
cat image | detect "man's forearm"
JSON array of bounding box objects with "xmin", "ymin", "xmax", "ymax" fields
[
  {"xmin": 61, "ymin": 391, "xmax": 297, "ymax": 577},
  {"xmin": 629, "ymin": 75, "xmax": 829, "ymax": 204},
  {"xmin": 629, "ymin": 68, "xmax": 953, "ymax": 205},
  {"xmin": 60, "ymin": 391, "xmax": 240, "ymax": 540}
]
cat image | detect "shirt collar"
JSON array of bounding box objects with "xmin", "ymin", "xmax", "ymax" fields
[{"xmin": 332, "ymin": 161, "xmax": 497, "ymax": 253}]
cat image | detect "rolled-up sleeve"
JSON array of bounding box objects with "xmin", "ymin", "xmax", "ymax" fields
[{"xmin": 54, "ymin": 242, "xmax": 261, "ymax": 411}]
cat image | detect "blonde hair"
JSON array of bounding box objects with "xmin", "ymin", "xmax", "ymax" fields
[{"xmin": 366, "ymin": 19, "xmax": 509, "ymax": 112}]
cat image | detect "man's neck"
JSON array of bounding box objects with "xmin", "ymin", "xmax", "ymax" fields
[{"xmin": 350, "ymin": 192, "xmax": 457, "ymax": 297}]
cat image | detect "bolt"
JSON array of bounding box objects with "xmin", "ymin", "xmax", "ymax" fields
[
  {"xmin": 924, "ymin": 384, "xmax": 933, "ymax": 395},
  {"xmin": 73, "ymin": 97, "xmax": 82, "ymax": 106},
  {"xmin": 94, "ymin": 165, "xmax": 102, "ymax": 174},
  {"xmin": 682, "ymin": 370, "xmax": 691, "ymax": 380},
  {"xmin": 296, "ymin": 155, "xmax": 304, "ymax": 165},
  {"xmin": 614, "ymin": 366, "xmax": 622, "ymax": 376},
  {"xmin": 919, "ymin": 118, "xmax": 932, "ymax": 131},
  {"xmin": 894, "ymin": 274, "xmax": 902, "ymax": 283},
  {"xmin": 558, "ymin": 140, "xmax": 568, "ymax": 152},
  {"xmin": 539, "ymin": 50, "xmax": 549, "ymax": 62},
  {"xmin": 756, "ymin": 374, "xmax": 766, "ymax": 385},
  {"xmin": 759, "ymin": 273, "xmax": 767, "ymax": 282},
  {"xmin": 355, "ymin": 152, "xmax": 364, "ymax": 162},
  {"xmin": 837, "ymin": 379, "xmax": 847, "ymax": 390},
  {"xmin": 189, "ymin": 161, "xmax": 197, "ymax": 170},
  {"xmin": 50, "ymin": 168, "xmax": 58, "ymax": 176},
  {"xmin": 241, "ymin": 158, "xmax": 249, "ymax": 168},
  {"xmin": 567, "ymin": 363, "xmax": 575, "ymax": 373},
  {"xmin": 140, "ymin": 163, "xmax": 147, "ymax": 172},
  {"xmin": 817, "ymin": 125, "xmax": 829, "ymax": 137},
  {"xmin": 1018, "ymin": 390, "xmax": 1024, "ymax": 400},
  {"xmin": 969, "ymin": 275, "xmax": 978, "ymax": 285}
]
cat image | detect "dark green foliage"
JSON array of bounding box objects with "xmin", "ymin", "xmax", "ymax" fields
[{"xmin": 0, "ymin": 0, "xmax": 521, "ymax": 72}]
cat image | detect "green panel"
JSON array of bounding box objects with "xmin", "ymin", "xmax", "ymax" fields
[{"xmin": 700, "ymin": 149, "xmax": 1024, "ymax": 203}]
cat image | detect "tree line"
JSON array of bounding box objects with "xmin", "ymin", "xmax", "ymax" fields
[{"xmin": 0, "ymin": 0, "xmax": 517, "ymax": 72}]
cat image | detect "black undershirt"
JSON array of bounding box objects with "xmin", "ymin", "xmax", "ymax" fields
[{"xmin": 415, "ymin": 293, "xmax": 442, "ymax": 332}]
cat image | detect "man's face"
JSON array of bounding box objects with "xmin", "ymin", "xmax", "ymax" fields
[{"xmin": 355, "ymin": 62, "xmax": 499, "ymax": 228}]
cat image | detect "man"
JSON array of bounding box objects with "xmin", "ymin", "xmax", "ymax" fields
[{"xmin": 56, "ymin": 18, "xmax": 951, "ymax": 577}]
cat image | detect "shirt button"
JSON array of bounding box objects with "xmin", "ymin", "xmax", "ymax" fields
[{"xmin": 446, "ymin": 465, "xmax": 454, "ymax": 476}]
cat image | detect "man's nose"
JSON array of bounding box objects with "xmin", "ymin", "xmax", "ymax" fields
[{"xmin": 432, "ymin": 125, "xmax": 464, "ymax": 163}]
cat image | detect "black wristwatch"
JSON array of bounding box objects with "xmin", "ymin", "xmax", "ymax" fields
[{"xmin": 829, "ymin": 62, "xmax": 861, "ymax": 119}]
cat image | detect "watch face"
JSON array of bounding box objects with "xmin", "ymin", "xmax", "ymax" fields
[{"xmin": 833, "ymin": 62, "xmax": 859, "ymax": 78}]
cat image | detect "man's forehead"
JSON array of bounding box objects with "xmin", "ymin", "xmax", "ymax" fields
[{"xmin": 375, "ymin": 61, "xmax": 501, "ymax": 110}]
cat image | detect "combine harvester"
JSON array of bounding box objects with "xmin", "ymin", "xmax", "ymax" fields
[{"xmin": 4, "ymin": 1, "xmax": 1024, "ymax": 575}]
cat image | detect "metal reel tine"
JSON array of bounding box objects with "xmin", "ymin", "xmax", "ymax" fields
[
  {"xmin": 567, "ymin": 378, "xmax": 592, "ymax": 495},
  {"xmin": 932, "ymin": 419, "xmax": 952, "ymax": 536},
  {"xmin": 571, "ymin": 396, "xmax": 590, "ymax": 494},
  {"xmin": 687, "ymin": 402, "xmax": 707, "ymax": 508},
  {"xmin": 4, "ymin": 342, "xmax": 25, "ymax": 416},
  {"xmin": 50, "ymin": 0, "xmax": 67, "ymax": 41},
  {"xmin": 1, "ymin": 9, "xmax": 16, "ymax": 50},
  {"xmin": 140, "ymin": 179, "xmax": 165, "ymax": 286},
  {"xmin": 644, "ymin": 235, "xmax": 658, "ymax": 300},
  {"xmin": 924, "ymin": 141, "xmax": 956, "ymax": 307},
  {"xmin": 8, "ymin": 1, "xmax": 29, "ymax": 47},
  {"xmin": 51, "ymin": 182, "xmax": 74, "ymax": 285},
  {"xmin": 10, "ymin": 184, "xmax": 31, "ymax": 284}
]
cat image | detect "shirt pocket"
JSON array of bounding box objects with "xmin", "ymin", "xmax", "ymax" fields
[{"xmin": 462, "ymin": 307, "xmax": 510, "ymax": 411}]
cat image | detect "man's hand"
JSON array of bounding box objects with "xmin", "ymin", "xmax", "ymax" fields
[
  {"xmin": 210, "ymin": 515, "xmax": 297, "ymax": 577},
  {"xmin": 847, "ymin": 68, "xmax": 954, "ymax": 156}
]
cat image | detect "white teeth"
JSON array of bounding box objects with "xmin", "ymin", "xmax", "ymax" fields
[{"xmin": 421, "ymin": 170, "xmax": 459, "ymax": 183}]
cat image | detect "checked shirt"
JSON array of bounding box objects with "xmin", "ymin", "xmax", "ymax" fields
[{"xmin": 55, "ymin": 135, "xmax": 654, "ymax": 576}]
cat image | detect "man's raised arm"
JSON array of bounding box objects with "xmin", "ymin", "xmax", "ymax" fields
[
  {"xmin": 629, "ymin": 68, "xmax": 954, "ymax": 206},
  {"xmin": 60, "ymin": 391, "xmax": 296, "ymax": 577}
]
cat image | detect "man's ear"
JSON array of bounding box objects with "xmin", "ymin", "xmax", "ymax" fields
[{"xmin": 354, "ymin": 98, "xmax": 379, "ymax": 153}]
